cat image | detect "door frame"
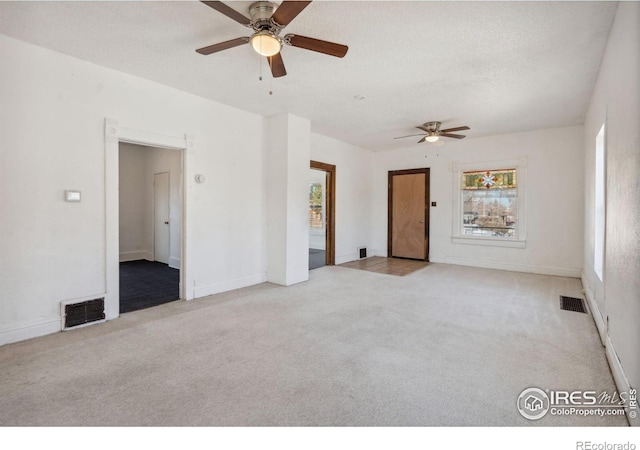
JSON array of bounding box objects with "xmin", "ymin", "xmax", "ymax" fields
[
  {"xmin": 105, "ymin": 118, "xmax": 192, "ymax": 321},
  {"xmin": 310, "ymin": 160, "xmax": 336, "ymax": 266},
  {"xmin": 387, "ymin": 168, "xmax": 430, "ymax": 261}
]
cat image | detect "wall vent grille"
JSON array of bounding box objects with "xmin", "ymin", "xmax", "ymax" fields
[
  {"xmin": 359, "ymin": 247, "xmax": 367, "ymax": 259},
  {"xmin": 559, "ymin": 296, "xmax": 587, "ymax": 314},
  {"xmin": 64, "ymin": 298, "xmax": 105, "ymax": 329}
]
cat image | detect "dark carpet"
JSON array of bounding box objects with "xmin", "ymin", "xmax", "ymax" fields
[
  {"xmin": 120, "ymin": 260, "xmax": 179, "ymax": 313},
  {"xmin": 309, "ymin": 249, "xmax": 326, "ymax": 270}
]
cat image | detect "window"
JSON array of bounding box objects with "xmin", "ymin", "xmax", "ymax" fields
[
  {"xmin": 594, "ymin": 124, "xmax": 605, "ymax": 281},
  {"xmin": 462, "ymin": 169, "xmax": 518, "ymax": 238},
  {"xmin": 309, "ymin": 182, "xmax": 324, "ymax": 228},
  {"xmin": 451, "ymin": 159, "xmax": 526, "ymax": 248}
]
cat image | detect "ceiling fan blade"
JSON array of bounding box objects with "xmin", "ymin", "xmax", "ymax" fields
[
  {"xmin": 272, "ymin": 1, "xmax": 312, "ymax": 27},
  {"xmin": 440, "ymin": 126, "xmax": 470, "ymax": 133},
  {"xmin": 268, "ymin": 53, "xmax": 287, "ymax": 78},
  {"xmin": 416, "ymin": 125, "xmax": 431, "ymax": 133},
  {"xmin": 196, "ymin": 37, "xmax": 249, "ymax": 55},
  {"xmin": 285, "ymin": 34, "xmax": 348, "ymax": 58},
  {"xmin": 394, "ymin": 133, "xmax": 427, "ymax": 140},
  {"xmin": 417, "ymin": 136, "xmax": 428, "ymax": 144},
  {"xmin": 201, "ymin": 1, "xmax": 251, "ymax": 26},
  {"xmin": 440, "ymin": 133, "xmax": 466, "ymax": 139}
]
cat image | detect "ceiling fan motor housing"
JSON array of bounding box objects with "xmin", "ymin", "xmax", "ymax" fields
[
  {"xmin": 250, "ymin": 1, "xmax": 278, "ymax": 26},
  {"xmin": 248, "ymin": 1, "xmax": 282, "ymax": 55},
  {"xmin": 423, "ymin": 121, "xmax": 441, "ymax": 133}
]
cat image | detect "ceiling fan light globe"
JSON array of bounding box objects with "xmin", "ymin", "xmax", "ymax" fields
[
  {"xmin": 250, "ymin": 32, "xmax": 281, "ymax": 57},
  {"xmin": 425, "ymin": 135, "xmax": 440, "ymax": 143}
]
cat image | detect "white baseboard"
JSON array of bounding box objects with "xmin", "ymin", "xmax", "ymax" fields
[
  {"xmin": 168, "ymin": 256, "xmax": 180, "ymax": 270},
  {"xmin": 193, "ymin": 272, "xmax": 267, "ymax": 299},
  {"xmin": 606, "ymin": 336, "xmax": 639, "ymax": 426},
  {"xmin": 580, "ymin": 272, "xmax": 637, "ymax": 426},
  {"xmin": 0, "ymin": 317, "xmax": 61, "ymax": 346},
  {"xmin": 429, "ymin": 255, "xmax": 581, "ymax": 278},
  {"xmin": 581, "ymin": 271, "xmax": 606, "ymax": 346},
  {"xmin": 335, "ymin": 252, "xmax": 358, "ymax": 265},
  {"xmin": 119, "ymin": 251, "xmax": 153, "ymax": 262}
]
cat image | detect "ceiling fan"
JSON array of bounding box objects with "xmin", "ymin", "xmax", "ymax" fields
[
  {"xmin": 196, "ymin": 1, "xmax": 348, "ymax": 78},
  {"xmin": 394, "ymin": 121, "xmax": 470, "ymax": 144}
]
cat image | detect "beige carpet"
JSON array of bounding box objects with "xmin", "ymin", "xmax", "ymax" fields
[{"xmin": 0, "ymin": 264, "xmax": 626, "ymax": 426}]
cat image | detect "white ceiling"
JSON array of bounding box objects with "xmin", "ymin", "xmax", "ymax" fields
[{"xmin": 0, "ymin": 1, "xmax": 617, "ymax": 151}]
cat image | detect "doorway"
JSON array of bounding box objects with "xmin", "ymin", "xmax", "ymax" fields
[
  {"xmin": 118, "ymin": 143, "xmax": 182, "ymax": 313},
  {"xmin": 309, "ymin": 160, "xmax": 336, "ymax": 269},
  {"xmin": 388, "ymin": 168, "xmax": 430, "ymax": 261}
]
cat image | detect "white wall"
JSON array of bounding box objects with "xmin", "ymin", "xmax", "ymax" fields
[
  {"xmin": 311, "ymin": 133, "xmax": 373, "ymax": 264},
  {"xmin": 265, "ymin": 114, "xmax": 310, "ymax": 286},
  {"xmin": 119, "ymin": 144, "xmax": 149, "ymax": 261},
  {"xmin": 143, "ymin": 146, "xmax": 182, "ymax": 269},
  {"xmin": 581, "ymin": 1, "xmax": 639, "ymax": 420},
  {"xmin": 308, "ymin": 168, "xmax": 326, "ymax": 250},
  {"xmin": 0, "ymin": 34, "xmax": 267, "ymax": 344},
  {"xmin": 371, "ymin": 126, "xmax": 585, "ymax": 277},
  {"xmin": 119, "ymin": 143, "xmax": 182, "ymax": 268}
]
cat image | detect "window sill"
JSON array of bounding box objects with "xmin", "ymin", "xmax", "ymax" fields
[{"xmin": 451, "ymin": 236, "xmax": 526, "ymax": 248}]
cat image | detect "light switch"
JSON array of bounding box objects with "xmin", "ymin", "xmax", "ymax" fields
[{"xmin": 65, "ymin": 190, "xmax": 81, "ymax": 202}]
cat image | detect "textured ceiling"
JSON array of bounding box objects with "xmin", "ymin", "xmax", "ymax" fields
[{"xmin": 0, "ymin": 1, "xmax": 617, "ymax": 151}]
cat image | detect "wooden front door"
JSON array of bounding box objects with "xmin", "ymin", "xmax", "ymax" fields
[{"xmin": 388, "ymin": 169, "xmax": 430, "ymax": 260}]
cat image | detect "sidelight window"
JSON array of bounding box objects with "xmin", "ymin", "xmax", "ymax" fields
[
  {"xmin": 594, "ymin": 124, "xmax": 605, "ymax": 281},
  {"xmin": 309, "ymin": 182, "xmax": 324, "ymax": 228}
]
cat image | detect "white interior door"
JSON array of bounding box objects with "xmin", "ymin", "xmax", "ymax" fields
[{"xmin": 154, "ymin": 172, "xmax": 170, "ymax": 264}]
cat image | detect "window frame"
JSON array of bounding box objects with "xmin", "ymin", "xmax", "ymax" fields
[{"xmin": 451, "ymin": 158, "xmax": 527, "ymax": 248}]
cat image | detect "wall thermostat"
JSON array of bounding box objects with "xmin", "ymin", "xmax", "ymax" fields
[{"xmin": 65, "ymin": 190, "xmax": 81, "ymax": 202}]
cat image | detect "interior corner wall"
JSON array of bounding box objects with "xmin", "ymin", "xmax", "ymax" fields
[
  {"xmin": 119, "ymin": 143, "xmax": 182, "ymax": 267},
  {"xmin": 143, "ymin": 146, "xmax": 183, "ymax": 269},
  {"xmin": 310, "ymin": 133, "xmax": 373, "ymax": 263},
  {"xmin": 0, "ymin": 34, "xmax": 267, "ymax": 345},
  {"xmin": 266, "ymin": 113, "xmax": 310, "ymax": 286},
  {"xmin": 118, "ymin": 144, "xmax": 151, "ymax": 262},
  {"xmin": 265, "ymin": 115, "xmax": 288, "ymax": 285},
  {"xmin": 371, "ymin": 126, "xmax": 585, "ymax": 276},
  {"xmin": 581, "ymin": 1, "xmax": 640, "ymax": 406}
]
